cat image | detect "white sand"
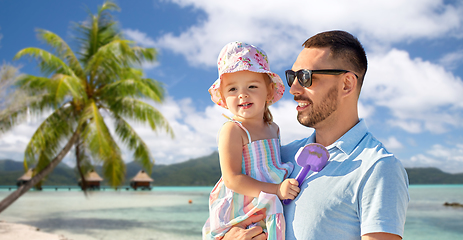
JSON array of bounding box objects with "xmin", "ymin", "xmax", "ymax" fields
[{"xmin": 0, "ymin": 221, "xmax": 70, "ymax": 240}]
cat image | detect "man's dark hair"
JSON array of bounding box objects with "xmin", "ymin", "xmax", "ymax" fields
[{"xmin": 303, "ymin": 30, "xmax": 367, "ymax": 88}]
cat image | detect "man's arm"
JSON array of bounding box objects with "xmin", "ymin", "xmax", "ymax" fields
[
  {"xmin": 221, "ymin": 214, "xmax": 267, "ymax": 240},
  {"xmin": 362, "ymin": 232, "xmax": 402, "ymax": 240},
  {"xmin": 360, "ymin": 157, "xmax": 409, "ymax": 239}
]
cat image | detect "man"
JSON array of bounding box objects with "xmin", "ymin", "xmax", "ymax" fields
[{"xmin": 223, "ymin": 30, "xmax": 409, "ymax": 239}]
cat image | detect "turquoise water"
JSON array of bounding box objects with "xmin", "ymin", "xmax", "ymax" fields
[{"xmin": 0, "ymin": 185, "xmax": 462, "ymax": 239}]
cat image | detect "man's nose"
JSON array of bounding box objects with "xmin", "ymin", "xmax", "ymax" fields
[{"xmin": 289, "ymin": 78, "xmax": 304, "ymax": 96}]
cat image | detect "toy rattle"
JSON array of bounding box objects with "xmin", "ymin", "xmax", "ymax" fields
[{"xmin": 282, "ymin": 143, "xmax": 330, "ymax": 205}]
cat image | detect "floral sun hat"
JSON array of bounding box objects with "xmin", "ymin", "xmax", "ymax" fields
[{"xmin": 208, "ymin": 41, "xmax": 285, "ymax": 108}]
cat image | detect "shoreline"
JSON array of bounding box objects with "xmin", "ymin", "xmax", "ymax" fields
[{"xmin": 0, "ymin": 220, "xmax": 70, "ymax": 240}]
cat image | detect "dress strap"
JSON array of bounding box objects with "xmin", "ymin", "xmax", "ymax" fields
[{"xmin": 222, "ymin": 114, "xmax": 252, "ymax": 143}]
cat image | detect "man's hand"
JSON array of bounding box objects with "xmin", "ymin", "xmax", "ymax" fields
[
  {"xmin": 222, "ymin": 214, "xmax": 267, "ymax": 240},
  {"xmin": 277, "ymin": 178, "xmax": 300, "ymax": 200}
]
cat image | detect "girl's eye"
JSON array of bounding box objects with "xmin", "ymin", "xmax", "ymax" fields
[
  {"xmin": 249, "ymin": 85, "xmax": 257, "ymax": 89},
  {"xmin": 228, "ymin": 87, "xmax": 236, "ymax": 92}
]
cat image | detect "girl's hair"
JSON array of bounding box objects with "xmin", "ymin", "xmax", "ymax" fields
[
  {"xmin": 263, "ymin": 74, "xmax": 273, "ymax": 124},
  {"xmin": 263, "ymin": 102, "xmax": 273, "ymax": 124}
]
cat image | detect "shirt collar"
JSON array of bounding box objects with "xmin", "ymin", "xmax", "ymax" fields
[{"xmin": 305, "ymin": 119, "xmax": 368, "ymax": 155}]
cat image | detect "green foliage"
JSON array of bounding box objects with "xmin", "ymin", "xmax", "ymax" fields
[
  {"xmin": 0, "ymin": 1, "xmax": 172, "ymax": 189},
  {"xmin": 406, "ymin": 167, "xmax": 463, "ymax": 184},
  {"xmin": 0, "ymin": 152, "xmax": 222, "ymax": 186},
  {"xmin": 149, "ymin": 152, "xmax": 221, "ymax": 186},
  {"xmin": 0, "ymin": 159, "xmax": 78, "ymax": 186}
]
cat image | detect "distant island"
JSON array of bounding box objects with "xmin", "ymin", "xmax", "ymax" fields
[{"xmin": 1, "ymin": 152, "xmax": 463, "ymax": 186}]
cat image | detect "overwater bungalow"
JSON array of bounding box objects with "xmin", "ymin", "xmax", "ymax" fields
[
  {"xmin": 16, "ymin": 168, "xmax": 33, "ymax": 187},
  {"xmin": 130, "ymin": 170, "xmax": 154, "ymax": 190},
  {"xmin": 78, "ymin": 170, "xmax": 104, "ymax": 190},
  {"xmin": 17, "ymin": 168, "xmax": 43, "ymax": 190}
]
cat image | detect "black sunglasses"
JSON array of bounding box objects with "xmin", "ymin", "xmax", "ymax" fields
[{"xmin": 285, "ymin": 69, "xmax": 358, "ymax": 88}]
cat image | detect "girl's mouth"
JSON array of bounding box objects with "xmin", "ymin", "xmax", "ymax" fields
[{"xmin": 239, "ymin": 103, "xmax": 252, "ymax": 109}]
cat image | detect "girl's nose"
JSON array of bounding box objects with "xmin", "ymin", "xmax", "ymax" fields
[{"xmin": 238, "ymin": 91, "xmax": 249, "ymax": 99}]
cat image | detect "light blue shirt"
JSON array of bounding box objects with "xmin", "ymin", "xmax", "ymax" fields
[{"xmin": 281, "ymin": 119, "xmax": 409, "ymax": 240}]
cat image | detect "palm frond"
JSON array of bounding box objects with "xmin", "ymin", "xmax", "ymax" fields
[
  {"xmin": 76, "ymin": 1, "xmax": 120, "ymax": 64},
  {"xmin": 85, "ymin": 39, "xmax": 134, "ymax": 74},
  {"xmin": 14, "ymin": 48, "xmax": 76, "ymax": 77},
  {"xmin": 15, "ymin": 75, "xmax": 51, "ymax": 93},
  {"xmin": 80, "ymin": 99, "xmax": 125, "ymax": 186},
  {"xmin": 36, "ymin": 29, "xmax": 84, "ymax": 78},
  {"xmin": 23, "ymin": 105, "xmax": 75, "ymax": 170},
  {"xmin": 80, "ymin": 100, "xmax": 116, "ymax": 158},
  {"xmin": 0, "ymin": 86, "xmax": 55, "ymax": 135},
  {"xmin": 102, "ymin": 153, "xmax": 125, "ymax": 187},
  {"xmin": 106, "ymin": 97, "xmax": 173, "ymax": 137},
  {"xmin": 99, "ymin": 77, "xmax": 165, "ymax": 102},
  {"xmin": 113, "ymin": 115, "xmax": 153, "ymax": 174},
  {"xmin": 98, "ymin": 1, "xmax": 120, "ymax": 16},
  {"xmin": 15, "ymin": 74, "xmax": 84, "ymax": 110},
  {"xmin": 50, "ymin": 74, "xmax": 87, "ymax": 103},
  {"xmin": 132, "ymin": 46, "xmax": 157, "ymax": 63}
]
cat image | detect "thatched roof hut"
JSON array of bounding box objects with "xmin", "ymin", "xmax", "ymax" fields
[
  {"xmin": 78, "ymin": 170, "xmax": 104, "ymax": 190},
  {"xmin": 17, "ymin": 168, "xmax": 33, "ymax": 187},
  {"xmin": 83, "ymin": 170, "xmax": 104, "ymax": 182},
  {"xmin": 130, "ymin": 170, "xmax": 153, "ymax": 190}
]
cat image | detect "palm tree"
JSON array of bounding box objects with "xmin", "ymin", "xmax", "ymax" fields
[{"xmin": 0, "ymin": 1, "xmax": 172, "ymax": 213}]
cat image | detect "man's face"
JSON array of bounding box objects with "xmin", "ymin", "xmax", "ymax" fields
[{"xmin": 289, "ymin": 47, "xmax": 341, "ymax": 128}]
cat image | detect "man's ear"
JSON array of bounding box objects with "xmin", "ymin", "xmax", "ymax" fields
[{"xmin": 342, "ymin": 73, "xmax": 358, "ymax": 97}]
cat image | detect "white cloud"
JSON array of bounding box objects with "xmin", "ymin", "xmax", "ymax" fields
[
  {"xmin": 381, "ymin": 136, "xmax": 404, "ymax": 150},
  {"xmin": 363, "ymin": 49, "xmax": 463, "ymax": 133},
  {"xmin": 271, "ymin": 100, "xmax": 314, "ymax": 145},
  {"xmin": 439, "ymin": 49, "xmax": 463, "ymax": 71},
  {"xmin": 403, "ymin": 144, "xmax": 463, "ymax": 173},
  {"xmin": 152, "ymin": 0, "xmax": 463, "ymax": 135},
  {"xmin": 124, "ymin": 29, "xmax": 157, "ymax": 47},
  {"xmin": 154, "ymin": 0, "xmax": 463, "ymax": 68}
]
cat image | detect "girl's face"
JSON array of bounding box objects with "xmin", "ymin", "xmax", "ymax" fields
[{"xmin": 221, "ymin": 71, "xmax": 271, "ymax": 121}]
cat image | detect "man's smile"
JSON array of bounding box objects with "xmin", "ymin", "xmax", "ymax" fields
[{"xmin": 296, "ymin": 102, "xmax": 311, "ymax": 111}]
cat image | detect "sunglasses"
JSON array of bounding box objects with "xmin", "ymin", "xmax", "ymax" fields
[{"xmin": 285, "ymin": 69, "xmax": 358, "ymax": 88}]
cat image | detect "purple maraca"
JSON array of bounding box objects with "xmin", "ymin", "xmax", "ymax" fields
[{"xmin": 283, "ymin": 143, "xmax": 330, "ymax": 205}]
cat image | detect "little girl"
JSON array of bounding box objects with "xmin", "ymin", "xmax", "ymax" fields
[{"xmin": 202, "ymin": 42, "xmax": 299, "ymax": 240}]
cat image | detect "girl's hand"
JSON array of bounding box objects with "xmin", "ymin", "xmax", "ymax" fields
[{"xmin": 276, "ymin": 179, "xmax": 300, "ymax": 200}]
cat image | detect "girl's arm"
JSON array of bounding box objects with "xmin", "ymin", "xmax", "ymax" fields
[{"xmin": 218, "ymin": 122, "xmax": 298, "ymax": 199}]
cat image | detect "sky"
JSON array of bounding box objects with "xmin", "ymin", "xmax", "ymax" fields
[{"xmin": 1, "ymin": 0, "xmax": 463, "ymax": 173}]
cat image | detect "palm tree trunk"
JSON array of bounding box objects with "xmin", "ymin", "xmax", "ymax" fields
[
  {"xmin": 0, "ymin": 130, "xmax": 80, "ymax": 213},
  {"xmin": 75, "ymin": 135, "xmax": 88, "ymax": 192}
]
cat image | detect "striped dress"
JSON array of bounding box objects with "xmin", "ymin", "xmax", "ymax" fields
[{"xmin": 202, "ymin": 120, "xmax": 293, "ymax": 240}]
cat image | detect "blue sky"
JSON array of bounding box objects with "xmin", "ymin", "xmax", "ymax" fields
[{"xmin": 1, "ymin": 0, "xmax": 463, "ymax": 173}]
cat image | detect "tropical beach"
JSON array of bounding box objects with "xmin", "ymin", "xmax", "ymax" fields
[
  {"xmin": 1, "ymin": 185, "xmax": 463, "ymax": 240},
  {"xmin": 0, "ymin": 221, "xmax": 69, "ymax": 240}
]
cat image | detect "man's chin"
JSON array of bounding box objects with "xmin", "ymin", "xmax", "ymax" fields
[{"xmin": 297, "ymin": 115, "xmax": 315, "ymax": 128}]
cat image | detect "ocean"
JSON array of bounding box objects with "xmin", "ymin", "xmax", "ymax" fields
[{"xmin": 0, "ymin": 185, "xmax": 462, "ymax": 240}]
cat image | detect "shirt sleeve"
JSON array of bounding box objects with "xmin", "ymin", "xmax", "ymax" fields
[{"xmin": 358, "ymin": 156, "xmax": 410, "ymax": 237}]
